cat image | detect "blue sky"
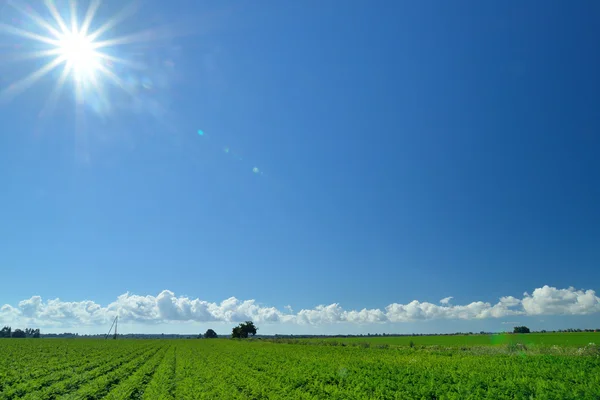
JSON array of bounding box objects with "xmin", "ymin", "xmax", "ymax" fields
[{"xmin": 1, "ymin": 0, "xmax": 599, "ymax": 335}]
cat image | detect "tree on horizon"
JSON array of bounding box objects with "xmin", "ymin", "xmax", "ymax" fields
[
  {"xmin": 513, "ymin": 326, "xmax": 531, "ymax": 334},
  {"xmin": 204, "ymin": 329, "xmax": 218, "ymax": 339},
  {"xmin": 231, "ymin": 321, "xmax": 258, "ymax": 338}
]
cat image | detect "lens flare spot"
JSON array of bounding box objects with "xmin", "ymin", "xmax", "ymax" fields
[
  {"xmin": 197, "ymin": 130, "xmax": 204, "ymax": 136},
  {"xmin": 253, "ymin": 167, "xmax": 260, "ymax": 174},
  {"xmin": 142, "ymin": 77, "xmax": 153, "ymax": 90},
  {"xmin": 491, "ymin": 333, "xmax": 509, "ymax": 345}
]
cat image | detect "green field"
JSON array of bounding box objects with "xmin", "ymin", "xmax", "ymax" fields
[
  {"xmin": 1, "ymin": 336, "xmax": 599, "ymax": 399},
  {"xmin": 301, "ymin": 332, "xmax": 600, "ymax": 347}
]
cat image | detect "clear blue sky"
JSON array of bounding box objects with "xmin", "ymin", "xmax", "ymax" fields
[{"xmin": 1, "ymin": 0, "xmax": 599, "ymax": 334}]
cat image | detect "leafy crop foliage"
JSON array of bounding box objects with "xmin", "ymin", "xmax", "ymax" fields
[{"xmin": 0, "ymin": 334, "xmax": 599, "ymax": 399}]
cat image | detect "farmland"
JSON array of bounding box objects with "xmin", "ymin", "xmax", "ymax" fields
[
  {"xmin": 0, "ymin": 335, "xmax": 599, "ymax": 399},
  {"xmin": 300, "ymin": 332, "xmax": 600, "ymax": 347}
]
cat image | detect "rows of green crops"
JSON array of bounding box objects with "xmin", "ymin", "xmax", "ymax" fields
[{"xmin": 1, "ymin": 338, "xmax": 599, "ymax": 399}]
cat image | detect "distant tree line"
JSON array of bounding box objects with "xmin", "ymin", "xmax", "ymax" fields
[
  {"xmin": 41, "ymin": 332, "xmax": 81, "ymax": 338},
  {"xmin": 0, "ymin": 326, "xmax": 40, "ymax": 338},
  {"xmin": 2, "ymin": 323, "xmax": 596, "ymax": 340},
  {"xmin": 268, "ymin": 328, "xmax": 599, "ymax": 339}
]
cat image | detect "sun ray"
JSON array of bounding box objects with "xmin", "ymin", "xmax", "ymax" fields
[
  {"xmin": 95, "ymin": 63, "xmax": 142, "ymax": 102},
  {"xmin": 69, "ymin": 0, "xmax": 78, "ymax": 34},
  {"xmin": 0, "ymin": 22, "xmax": 60, "ymax": 46},
  {"xmin": 91, "ymin": 28, "xmax": 157, "ymax": 49},
  {"xmin": 44, "ymin": 0, "xmax": 70, "ymax": 35},
  {"xmin": 95, "ymin": 63, "xmax": 128, "ymax": 91},
  {"xmin": 80, "ymin": 0, "xmax": 101, "ymax": 36},
  {"xmin": 96, "ymin": 52, "xmax": 145, "ymax": 70},
  {"xmin": 0, "ymin": 48, "xmax": 62, "ymax": 64},
  {"xmin": 0, "ymin": 55, "xmax": 66, "ymax": 102},
  {"xmin": 9, "ymin": 1, "xmax": 63, "ymax": 39},
  {"xmin": 86, "ymin": 1, "xmax": 139, "ymax": 42},
  {"xmin": 75, "ymin": 76, "xmax": 84, "ymax": 104},
  {"xmin": 86, "ymin": 72, "xmax": 102, "ymax": 95},
  {"xmin": 39, "ymin": 62, "xmax": 72, "ymax": 117},
  {"xmin": 86, "ymin": 69, "xmax": 110, "ymax": 112}
]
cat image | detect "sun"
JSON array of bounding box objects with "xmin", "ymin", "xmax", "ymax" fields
[
  {"xmin": 0, "ymin": 0, "xmax": 144, "ymax": 109},
  {"xmin": 56, "ymin": 30, "xmax": 101, "ymax": 81}
]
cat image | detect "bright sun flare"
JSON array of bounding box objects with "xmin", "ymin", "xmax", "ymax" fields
[
  {"xmin": 56, "ymin": 30, "xmax": 100, "ymax": 80},
  {"xmin": 0, "ymin": 0, "xmax": 143, "ymax": 109}
]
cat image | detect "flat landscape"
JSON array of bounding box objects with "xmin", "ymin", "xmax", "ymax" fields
[
  {"xmin": 1, "ymin": 334, "xmax": 599, "ymax": 399},
  {"xmin": 302, "ymin": 332, "xmax": 600, "ymax": 347}
]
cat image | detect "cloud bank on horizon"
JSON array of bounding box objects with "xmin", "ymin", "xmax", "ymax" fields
[{"xmin": 1, "ymin": 286, "xmax": 599, "ymax": 328}]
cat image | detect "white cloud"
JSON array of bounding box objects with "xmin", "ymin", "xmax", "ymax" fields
[
  {"xmin": 296, "ymin": 304, "xmax": 345, "ymax": 325},
  {"xmin": 345, "ymin": 308, "xmax": 388, "ymax": 324},
  {"xmin": 521, "ymin": 286, "xmax": 600, "ymax": 316},
  {"xmin": 1, "ymin": 285, "xmax": 599, "ymax": 328},
  {"xmin": 0, "ymin": 304, "xmax": 19, "ymax": 323}
]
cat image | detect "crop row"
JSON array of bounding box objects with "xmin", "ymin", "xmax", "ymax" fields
[
  {"xmin": 170, "ymin": 340, "xmax": 600, "ymax": 399},
  {"xmin": 1, "ymin": 339, "xmax": 599, "ymax": 399}
]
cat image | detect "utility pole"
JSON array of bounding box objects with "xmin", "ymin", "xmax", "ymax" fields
[{"xmin": 105, "ymin": 316, "xmax": 118, "ymax": 339}]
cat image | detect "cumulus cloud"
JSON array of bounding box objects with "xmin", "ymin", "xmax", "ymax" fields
[
  {"xmin": 1, "ymin": 285, "xmax": 599, "ymax": 327},
  {"xmin": 521, "ymin": 286, "xmax": 600, "ymax": 316},
  {"xmin": 0, "ymin": 304, "xmax": 19, "ymax": 321}
]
